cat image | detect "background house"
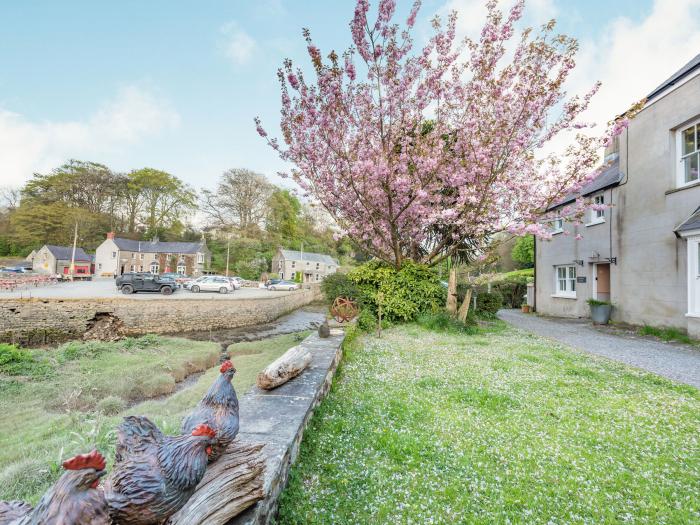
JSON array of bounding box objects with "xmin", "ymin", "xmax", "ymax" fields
[
  {"xmin": 271, "ymin": 248, "xmax": 338, "ymax": 282},
  {"xmin": 32, "ymin": 245, "xmax": 92, "ymax": 276},
  {"xmin": 535, "ymin": 52, "xmax": 700, "ymax": 336},
  {"xmin": 94, "ymin": 232, "xmax": 211, "ymax": 277}
]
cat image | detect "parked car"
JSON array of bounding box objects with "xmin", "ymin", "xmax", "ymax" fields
[
  {"xmin": 267, "ymin": 280, "xmax": 299, "ymax": 291},
  {"xmin": 1, "ymin": 266, "xmax": 30, "ymax": 273},
  {"xmin": 116, "ymin": 272, "xmax": 177, "ymax": 295},
  {"xmin": 227, "ymin": 276, "xmax": 243, "ymax": 290},
  {"xmin": 188, "ymin": 276, "xmax": 235, "ymax": 294},
  {"xmin": 264, "ymin": 279, "xmax": 283, "ymax": 288},
  {"xmin": 160, "ymin": 272, "xmax": 190, "ymax": 284},
  {"xmin": 155, "ymin": 274, "xmax": 181, "ymax": 288}
]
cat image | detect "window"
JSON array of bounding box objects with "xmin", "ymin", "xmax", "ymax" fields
[
  {"xmin": 111, "ymin": 251, "xmax": 117, "ymax": 259},
  {"xmin": 291, "ymin": 261, "xmax": 296, "ymax": 268},
  {"xmin": 98, "ymin": 263, "xmax": 102, "ymax": 270},
  {"xmin": 679, "ymin": 121, "xmax": 700, "ymax": 185},
  {"xmin": 551, "ymin": 218, "xmax": 563, "ymax": 234},
  {"xmin": 316, "ymin": 262, "xmax": 320, "ymax": 269},
  {"xmin": 150, "ymin": 263, "xmax": 159, "ymax": 274},
  {"xmin": 587, "ymin": 194, "xmax": 605, "ymax": 225},
  {"xmin": 555, "ymin": 265, "xmax": 576, "ymax": 297},
  {"xmin": 177, "ymin": 264, "xmax": 186, "ymax": 274},
  {"xmin": 130, "ymin": 265, "xmax": 135, "ymax": 272},
  {"xmin": 315, "ymin": 273, "xmax": 320, "ymax": 281},
  {"xmin": 306, "ymin": 261, "xmax": 310, "ymax": 266},
  {"xmin": 140, "ymin": 253, "xmax": 144, "ymax": 260},
  {"xmin": 197, "ymin": 253, "xmax": 204, "ymax": 264},
  {"xmin": 291, "ymin": 272, "xmax": 296, "ymax": 280}
]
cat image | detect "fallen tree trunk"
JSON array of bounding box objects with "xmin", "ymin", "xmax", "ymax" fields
[
  {"xmin": 169, "ymin": 441, "xmax": 265, "ymax": 525},
  {"xmin": 256, "ymin": 345, "xmax": 311, "ymax": 390}
]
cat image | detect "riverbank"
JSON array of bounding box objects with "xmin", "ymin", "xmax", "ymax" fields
[{"xmin": 0, "ymin": 332, "xmax": 306, "ymax": 504}]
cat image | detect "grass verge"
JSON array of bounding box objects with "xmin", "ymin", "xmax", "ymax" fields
[
  {"xmin": 278, "ymin": 324, "xmax": 700, "ymax": 524},
  {"xmin": 0, "ymin": 332, "xmax": 306, "ymax": 504},
  {"xmin": 638, "ymin": 324, "xmax": 696, "ymax": 345}
]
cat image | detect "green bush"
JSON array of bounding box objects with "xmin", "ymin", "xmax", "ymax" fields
[
  {"xmin": 348, "ymin": 260, "xmax": 446, "ymax": 322},
  {"xmin": 478, "ymin": 269, "xmax": 533, "ymax": 308},
  {"xmin": 416, "ymin": 312, "xmax": 478, "ymax": 334},
  {"xmin": 356, "ymin": 308, "xmax": 390, "ymax": 332},
  {"xmin": 321, "ymin": 273, "xmax": 361, "ymax": 303},
  {"xmin": 475, "ymin": 291, "xmax": 503, "ymax": 316}
]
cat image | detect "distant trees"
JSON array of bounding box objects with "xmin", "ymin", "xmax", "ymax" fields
[
  {"xmin": 511, "ymin": 235, "xmax": 534, "ymax": 268},
  {"xmin": 201, "ymin": 168, "xmax": 274, "ymax": 231}
]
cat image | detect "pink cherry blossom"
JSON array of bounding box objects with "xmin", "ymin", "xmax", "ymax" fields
[{"xmin": 256, "ymin": 0, "xmax": 638, "ymax": 268}]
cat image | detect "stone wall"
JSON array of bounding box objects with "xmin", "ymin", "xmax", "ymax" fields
[{"xmin": 0, "ymin": 287, "xmax": 321, "ymax": 345}]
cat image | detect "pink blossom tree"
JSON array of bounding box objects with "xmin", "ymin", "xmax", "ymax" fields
[{"xmin": 256, "ymin": 0, "xmax": 632, "ymax": 268}]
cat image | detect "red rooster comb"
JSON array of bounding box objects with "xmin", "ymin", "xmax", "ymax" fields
[
  {"xmin": 220, "ymin": 360, "xmax": 234, "ymax": 373},
  {"xmin": 191, "ymin": 424, "xmax": 217, "ymax": 438},
  {"xmin": 62, "ymin": 450, "xmax": 106, "ymax": 471}
]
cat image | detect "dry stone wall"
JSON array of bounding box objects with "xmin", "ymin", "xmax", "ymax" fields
[{"xmin": 0, "ymin": 288, "xmax": 320, "ymax": 345}]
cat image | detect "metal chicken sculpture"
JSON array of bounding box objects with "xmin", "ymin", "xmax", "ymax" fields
[
  {"xmin": 0, "ymin": 450, "xmax": 109, "ymax": 525},
  {"xmin": 181, "ymin": 359, "xmax": 240, "ymax": 462},
  {"xmin": 103, "ymin": 416, "xmax": 216, "ymax": 525}
]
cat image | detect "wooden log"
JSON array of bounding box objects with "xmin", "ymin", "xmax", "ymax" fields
[
  {"xmin": 446, "ymin": 267, "xmax": 458, "ymax": 315},
  {"xmin": 457, "ymin": 288, "xmax": 472, "ymax": 323},
  {"xmin": 256, "ymin": 345, "xmax": 311, "ymax": 390},
  {"xmin": 169, "ymin": 441, "xmax": 265, "ymax": 525}
]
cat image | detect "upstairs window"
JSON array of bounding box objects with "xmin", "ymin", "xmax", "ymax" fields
[
  {"xmin": 555, "ymin": 265, "xmax": 576, "ymax": 297},
  {"xmin": 678, "ymin": 120, "xmax": 700, "ymax": 186},
  {"xmin": 587, "ymin": 194, "xmax": 605, "ymax": 225},
  {"xmin": 551, "ymin": 218, "xmax": 563, "ymax": 234}
]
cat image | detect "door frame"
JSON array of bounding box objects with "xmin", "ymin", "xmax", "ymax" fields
[{"xmin": 592, "ymin": 263, "xmax": 611, "ymax": 301}]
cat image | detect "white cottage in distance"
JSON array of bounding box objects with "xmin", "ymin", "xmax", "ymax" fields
[{"xmin": 271, "ymin": 248, "xmax": 338, "ymax": 283}]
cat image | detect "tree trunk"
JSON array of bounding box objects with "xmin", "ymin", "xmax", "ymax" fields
[
  {"xmin": 256, "ymin": 345, "xmax": 311, "ymax": 390},
  {"xmin": 446, "ymin": 267, "xmax": 457, "ymax": 315},
  {"xmin": 457, "ymin": 288, "xmax": 472, "ymax": 323},
  {"xmin": 169, "ymin": 441, "xmax": 265, "ymax": 525}
]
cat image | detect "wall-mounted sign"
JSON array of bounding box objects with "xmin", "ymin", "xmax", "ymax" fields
[{"xmin": 577, "ymin": 276, "xmax": 587, "ymax": 283}]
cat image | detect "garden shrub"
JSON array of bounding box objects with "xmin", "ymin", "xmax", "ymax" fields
[
  {"xmin": 473, "ymin": 269, "xmax": 533, "ymax": 308},
  {"xmin": 475, "ymin": 291, "xmax": 503, "ymax": 316},
  {"xmin": 348, "ymin": 260, "xmax": 446, "ymax": 322},
  {"xmin": 356, "ymin": 308, "xmax": 391, "ymax": 332},
  {"xmin": 320, "ymin": 272, "xmax": 361, "ymax": 303}
]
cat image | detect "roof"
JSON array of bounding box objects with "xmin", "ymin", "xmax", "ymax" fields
[
  {"xmin": 647, "ymin": 53, "xmax": 700, "ymax": 102},
  {"xmin": 548, "ymin": 159, "xmax": 622, "ymax": 211},
  {"xmin": 44, "ymin": 245, "xmax": 91, "ymax": 262},
  {"xmin": 675, "ymin": 207, "xmax": 700, "ymax": 234},
  {"xmin": 278, "ymin": 249, "xmax": 338, "ymax": 265},
  {"xmin": 112, "ymin": 237, "xmax": 206, "ymax": 254}
]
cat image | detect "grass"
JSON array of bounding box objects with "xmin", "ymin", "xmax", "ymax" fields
[
  {"xmin": 638, "ymin": 324, "xmax": 696, "ymax": 345},
  {"xmin": 0, "ymin": 332, "xmax": 306, "ymax": 504},
  {"xmin": 278, "ymin": 323, "xmax": 700, "ymax": 524}
]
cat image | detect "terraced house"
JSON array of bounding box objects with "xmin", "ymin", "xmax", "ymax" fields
[
  {"xmin": 94, "ymin": 232, "xmax": 210, "ymax": 277},
  {"xmin": 536, "ymin": 53, "xmax": 700, "ymax": 336}
]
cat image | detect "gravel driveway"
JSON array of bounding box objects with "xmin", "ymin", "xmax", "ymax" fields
[{"xmin": 498, "ymin": 309, "xmax": 700, "ymax": 389}]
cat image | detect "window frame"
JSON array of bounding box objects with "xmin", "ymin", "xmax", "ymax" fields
[
  {"xmin": 553, "ymin": 264, "xmax": 577, "ymax": 298},
  {"xmin": 677, "ymin": 119, "xmax": 700, "ymax": 187},
  {"xmin": 586, "ymin": 193, "xmax": 606, "ymax": 226},
  {"xmin": 551, "ymin": 218, "xmax": 564, "ymax": 234}
]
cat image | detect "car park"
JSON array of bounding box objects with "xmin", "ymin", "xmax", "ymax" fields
[
  {"xmin": 115, "ymin": 272, "xmax": 177, "ymax": 295},
  {"xmin": 188, "ymin": 276, "xmax": 235, "ymax": 294},
  {"xmin": 267, "ymin": 280, "xmax": 299, "ymax": 291}
]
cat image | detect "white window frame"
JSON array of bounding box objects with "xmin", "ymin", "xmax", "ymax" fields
[
  {"xmin": 197, "ymin": 253, "xmax": 204, "ymax": 264},
  {"xmin": 177, "ymin": 264, "xmax": 186, "ymax": 274},
  {"xmin": 677, "ymin": 119, "xmax": 700, "ymax": 187},
  {"xmin": 551, "ymin": 218, "xmax": 563, "ymax": 234},
  {"xmin": 150, "ymin": 263, "xmax": 159, "ymax": 274},
  {"xmin": 553, "ymin": 264, "xmax": 577, "ymax": 298},
  {"xmin": 586, "ymin": 193, "xmax": 605, "ymax": 226}
]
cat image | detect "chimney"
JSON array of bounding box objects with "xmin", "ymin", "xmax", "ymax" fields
[{"xmin": 107, "ymin": 232, "xmax": 115, "ymax": 240}]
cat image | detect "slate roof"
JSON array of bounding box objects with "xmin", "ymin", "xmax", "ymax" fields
[
  {"xmin": 647, "ymin": 53, "xmax": 700, "ymax": 102},
  {"xmin": 112, "ymin": 238, "xmax": 206, "ymax": 254},
  {"xmin": 675, "ymin": 207, "xmax": 700, "ymax": 234},
  {"xmin": 547, "ymin": 159, "xmax": 622, "ymax": 211},
  {"xmin": 279, "ymin": 249, "xmax": 338, "ymax": 266},
  {"xmin": 45, "ymin": 245, "xmax": 92, "ymax": 262}
]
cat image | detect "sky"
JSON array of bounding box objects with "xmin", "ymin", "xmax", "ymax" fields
[{"xmin": 1, "ymin": 0, "xmax": 699, "ymax": 192}]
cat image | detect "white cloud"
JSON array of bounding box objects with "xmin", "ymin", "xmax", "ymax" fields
[
  {"xmin": 220, "ymin": 22, "xmax": 256, "ymax": 66},
  {"xmin": 0, "ymin": 86, "xmax": 180, "ymax": 186},
  {"xmin": 570, "ymin": 0, "xmax": 700, "ymax": 128}
]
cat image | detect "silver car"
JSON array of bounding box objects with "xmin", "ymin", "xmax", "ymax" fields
[
  {"xmin": 188, "ymin": 276, "xmax": 235, "ymax": 294},
  {"xmin": 268, "ymin": 280, "xmax": 300, "ymax": 291}
]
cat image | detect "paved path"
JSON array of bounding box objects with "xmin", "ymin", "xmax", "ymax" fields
[{"xmin": 498, "ymin": 309, "xmax": 700, "ymax": 388}]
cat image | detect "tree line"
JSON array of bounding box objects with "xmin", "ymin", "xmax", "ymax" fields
[{"xmin": 0, "ymin": 161, "xmax": 354, "ymax": 279}]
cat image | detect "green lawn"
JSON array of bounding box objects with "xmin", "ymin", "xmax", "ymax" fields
[
  {"xmin": 0, "ymin": 332, "xmax": 305, "ymax": 504},
  {"xmin": 278, "ymin": 324, "xmax": 700, "ymax": 524}
]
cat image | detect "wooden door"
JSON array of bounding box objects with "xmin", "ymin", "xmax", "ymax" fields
[{"xmin": 596, "ymin": 264, "xmax": 610, "ymax": 301}]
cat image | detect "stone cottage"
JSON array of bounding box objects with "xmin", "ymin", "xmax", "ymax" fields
[{"xmin": 94, "ymin": 232, "xmax": 211, "ymax": 277}]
